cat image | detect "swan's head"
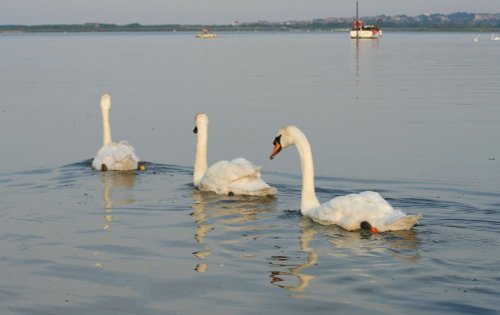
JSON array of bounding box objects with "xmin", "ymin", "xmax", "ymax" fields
[
  {"xmin": 100, "ymin": 93, "xmax": 111, "ymax": 111},
  {"xmin": 360, "ymin": 221, "xmax": 378, "ymax": 233},
  {"xmin": 270, "ymin": 125, "xmax": 300, "ymax": 160},
  {"xmin": 193, "ymin": 112, "xmax": 209, "ymax": 134}
]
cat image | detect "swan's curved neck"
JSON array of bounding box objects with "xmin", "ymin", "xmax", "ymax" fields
[
  {"xmin": 101, "ymin": 104, "xmax": 112, "ymax": 145},
  {"xmin": 193, "ymin": 121, "xmax": 208, "ymax": 186},
  {"xmin": 291, "ymin": 128, "xmax": 320, "ymax": 213}
]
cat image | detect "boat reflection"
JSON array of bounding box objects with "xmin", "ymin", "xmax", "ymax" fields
[
  {"xmin": 95, "ymin": 171, "xmax": 137, "ymax": 268},
  {"xmin": 190, "ymin": 190, "xmax": 276, "ymax": 273},
  {"xmin": 269, "ymin": 217, "xmax": 421, "ymax": 296},
  {"xmin": 352, "ymin": 38, "xmax": 380, "ymax": 92}
]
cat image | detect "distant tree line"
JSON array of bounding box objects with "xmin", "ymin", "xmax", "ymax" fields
[{"xmin": 1, "ymin": 12, "xmax": 499, "ymax": 33}]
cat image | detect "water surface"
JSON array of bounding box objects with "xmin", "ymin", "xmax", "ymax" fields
[{"xmin": 0, "ymin": 32, "xmax": 499, "ymax": 314}]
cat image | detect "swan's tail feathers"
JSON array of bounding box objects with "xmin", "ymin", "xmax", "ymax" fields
[
  {"xmin": 234, "ymin": 183, "xmax": 278, "ymax": 197},
  {"xmin": 226, "ymin": 177, "xmax": 278, "ymax": 196},
  {"xmin": 112, "ymin": 155, "xmax": 139, "ymax": 171},
  {"xmin": 388, "ymin": 214, "xmax": 422, "ymax": 231},
  {"xmin": 254, "ymin": 186, "xmax": 278, "ymax": 197}
]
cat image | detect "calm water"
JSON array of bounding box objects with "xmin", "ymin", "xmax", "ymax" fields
[{"xmin": 1, "ymin": 32, "xmax": 499, "ymax": 314}]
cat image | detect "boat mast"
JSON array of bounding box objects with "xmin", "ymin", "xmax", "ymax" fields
[
  {"xmin": 355, "ymin": 0, "xmax": 359, "ymax": 38},
  {"xmin": 356, "ymin": 0, "xmax": 359, "ymax": 22}
]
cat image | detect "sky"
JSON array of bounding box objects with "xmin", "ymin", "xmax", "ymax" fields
[{"xmin": 1, "ymin": 0, "xmax": 499, "ymax": 25}]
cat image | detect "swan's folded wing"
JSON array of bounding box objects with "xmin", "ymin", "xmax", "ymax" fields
[
  {"xmin": 203, "ymin": 158, "xmax": 261, "ymax": 183},
  {"xmin": 199, "ymin": 158, "xmax": 277, "ymax": 195},
  {"xmin": 229, "ymin": 158, "xmax": 263, "ymax": 174},
  {"xmin": 309, "ymin": 192, "xmax": 405, "ymax": 231},
  {"xmin": 117, "ymin": 141, "xmax": 136, "ymax": 152}
]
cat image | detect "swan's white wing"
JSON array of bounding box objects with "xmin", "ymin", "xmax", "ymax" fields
[
  {"xmin": 204, "ymin": 158, "xmax": 260, "ymax": 182},
  {"xmin": 92, "ymin": 141, "xmax": 140, "ymax": 171},
  {"xmin": 200, "ymin": 158, "xmax": 276, "ymax": 196},
  {"xmin": 308, "ymin": 191, "xmax": 420, "ymax": 231}
]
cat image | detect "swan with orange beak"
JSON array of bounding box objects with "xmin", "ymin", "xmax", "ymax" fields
[{"xmin": 270, "ymin": 125, "xmax": 421, "ymax": 232}]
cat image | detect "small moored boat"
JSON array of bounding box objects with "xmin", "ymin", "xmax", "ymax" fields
[
  {"xmin": 196, "ymin": 28, "xmax": 217, "ymax": 39},
  {"xmin": 349, "ymin": 1, "xmax": 382, "ymax": 39}
]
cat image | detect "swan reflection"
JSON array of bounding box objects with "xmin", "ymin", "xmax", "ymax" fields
[
  {"xmin": 269, "ymin": 217, "xmax": 420, "ymax": 295},
  {"xmin": 269, "ymin": 217, "xmax": 318, "ymax": 295},
  {"xmin": 191, "ymin": 190, "xmax": 276, "ymax": 272},
  {"xmin": 95, "ymin": 171, "xmax": 137, "ymax": 268},
  {"xmin": 101, "ymin": 171, "xmax": 136, "ymax": 233},
  {"xmin": 321, "ymin": 222, "xmax": 421, "ymax": 263}
]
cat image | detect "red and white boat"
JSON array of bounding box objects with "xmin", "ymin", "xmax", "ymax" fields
[{"xmin": 350, "ymin": 1, "xmax": 383, "ymax": 39}]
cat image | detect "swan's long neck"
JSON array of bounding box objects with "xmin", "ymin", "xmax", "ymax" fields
[
  {"xmin": 193, "ymin": 121, "xmax": 208, "ymax": 187},
  {"xmin": 291, "ymin": 128, "xmax": 321, "ymax": 214},
  {"xmin": 101, "ymin": 97, "xmax": 112, "ymax": 146}
]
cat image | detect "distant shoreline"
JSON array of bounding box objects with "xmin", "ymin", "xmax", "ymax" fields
[
  {"xmin": 2, "ymin": 12, "xmax": 500, "ymax": 34},
  {"xmin": 1, "ymin": 25, "xmax": 499, "ymax": 34}
]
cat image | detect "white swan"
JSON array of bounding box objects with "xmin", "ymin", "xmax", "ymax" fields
[
  {"xmin": 269, "ymin": 125, "xmax": 422, "ymax": 232},
  {"xmin": 92, "ymin": 94, "xmax": 142, "ymax": 171},
  {"xmin": 193, "ymin": 113, "xmax": 277, "ymax": 196}
]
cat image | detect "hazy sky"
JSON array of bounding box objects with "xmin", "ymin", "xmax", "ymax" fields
[{"xmin": 1, "ymin": 0, "xmax": 499, "ymax": 25}]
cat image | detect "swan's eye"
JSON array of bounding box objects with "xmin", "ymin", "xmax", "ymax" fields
[
  {"xmin": 273, "ymin": 135, "xmax": 281, "ymax": 145},
  {"xmin": 193, "ymin": 126, "xmax": 198, "ymax": 134}
]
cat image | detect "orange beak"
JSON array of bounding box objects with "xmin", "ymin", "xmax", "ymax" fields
[{"xmin": 270, "ymin": 142, "xmax": 282, "ymax": 160}]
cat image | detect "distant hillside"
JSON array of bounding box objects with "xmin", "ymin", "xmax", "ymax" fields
[
  {"xmin": 1, "ymin": 12, "xmax": 499, "ymax": 33},
  {"xmin": 301, "ymin": 12, "xmax": 500, "ymax": 30}
]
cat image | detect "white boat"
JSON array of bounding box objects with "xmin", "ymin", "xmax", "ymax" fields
[
  {"xmin": 491, "ymin": 34, "xmax": 500, "ymax": 41},
  {"xmin": 196, "ymin": 28, "xmax": 217, "ymax": 39},
  {"xmin": 349, "ymin": 1, "xmax": 382, "ymax": 39}
]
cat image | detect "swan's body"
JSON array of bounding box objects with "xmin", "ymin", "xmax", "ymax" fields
[
  {"xmin": 270, "ymin": 125, "xmax": 421, "ymax": 232},
  {"xmin": 92, "ymin": 94, "xmax": 141, "ymax": 171},
  {"xmin": 193, "ymin": 113, "xmax": 277, "ymax": 196}
]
